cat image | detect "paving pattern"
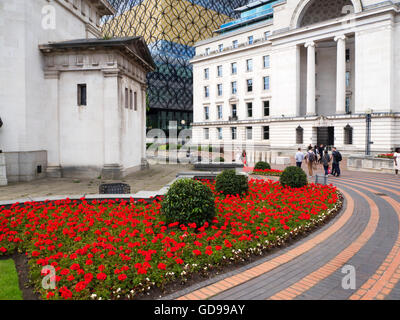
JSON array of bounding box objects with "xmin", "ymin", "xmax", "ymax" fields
[{"xmin": 164, "ymin": 170, "xmax": 400, "ymax": 300}]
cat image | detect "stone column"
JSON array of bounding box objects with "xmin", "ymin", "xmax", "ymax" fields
[
  {"xmin": 0, "ymin": 153, "xmax": 7, "ymax": 186},
  {"xmin": 334, "ymin": 35, "xmax": 347, "ymax": 114},
  {"xmin": 141, "ymin": 84, "xmax": 149, "ymax": 169},
  {"xmin": 44, "ymin": 70, "xmax": 62, "ymax": 178},
  {"xmin": 102, "ymin": 69, "xmax": 123, "ymax": 179},
  {"xmin": 305, "ymin": 41, "xmax": 316, "ymax": 116}
]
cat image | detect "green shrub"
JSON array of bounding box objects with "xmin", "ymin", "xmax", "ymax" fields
[
  {"xmin": 254, "ymin": 161, "xmax": 271, "ymax": 170},
  {"xmin": 215, "ymin": 170, "xmax": 249, "ymax": 196},
  {"xmin": 161, "ymin": 178, "xmax": 215, "ymax": 227},
  {"xmin": 214, "ymin": 157, "xmax": 225, "ymax": 163},
  {"xmin": 279, "ymin": 166, "xmax": 308, "ymax": 188}
]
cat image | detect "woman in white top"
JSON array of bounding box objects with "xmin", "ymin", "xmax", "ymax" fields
[{"xmin": 394, "ymin": 148, "xmax": 400, "ymax": 175}]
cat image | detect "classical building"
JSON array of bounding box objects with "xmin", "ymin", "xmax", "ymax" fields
[
  {"xmin": 0, "ymin": 0, "xmax": 155, "ymax": 181},
  {"xmin": 102, "ymin": 0, "xmax": 249, "ymax": 135},
  {"xmin": 191, "ymin": 0, "xmax": 400, "ymax": 156}
]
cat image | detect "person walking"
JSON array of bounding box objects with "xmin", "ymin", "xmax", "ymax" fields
[
  {"xmin": 331, "ymin": 147, "xmax": 342, "ymax": 177},
  {"xmin": 241, "ymin": 150, "xmax": 247, "ymax": 167},
  {"xmin": 305, "ymin": 146, "xmax": 317, "ymax": 177},
  {"xmin": 394, "ymin": 147, "xmax": 400, "ymax": 175},
  {"xmin": 318, "ymin": 144, "xmax": 324, "ymax": 163},
  {"xmin": 295, "ymin": 148, "xmax": 305, "ymax": 168},
  {"xmin": 322, "ymin": 150, "xmax": 331, "ymax": 177}
]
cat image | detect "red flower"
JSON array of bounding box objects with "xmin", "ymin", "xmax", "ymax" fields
[
  {"xmin": 158, "ymin": 263, "xmax": 166, "ymax": 270},
  {"xmin": 192, "ymin": 249, "xmax": 202, "ymax": 256},
  {"xmin": 75, "ymin": 281, "xmax": 87, "ymax": 292},
  {"xmin": 97, "ymin": 273, "xmax": 107, "ymax": 281},
  {"xmin": 118, "ymin": 274, "xmax": 127, "ymax": 281}
]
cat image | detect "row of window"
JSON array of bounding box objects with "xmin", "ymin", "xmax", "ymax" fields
[
  {"xmin": 204, "ymin": 32, "xmax": 271, "ymax": 55},
  {"xmin": 204, "ymin": 56, "xmax": 270, "ymax": 80},
  {"xmin": 203, "ymin": 101, "xmax": 270, "ymax": 121},
  {"xmin": 203, "ymin": 126, "xmax": 270, "ymax": 141},
  {"xmin": 124, "ymin": 87, "xmax": 138, "ymax": 111},
  {"xmin": 204, "ymin": 76, "xmax": 270, "ymax": 98}
]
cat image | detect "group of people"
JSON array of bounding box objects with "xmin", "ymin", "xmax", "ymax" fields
[{"xmin": 295, "ymin": 144, "xmax": 342, "ymax": 178}]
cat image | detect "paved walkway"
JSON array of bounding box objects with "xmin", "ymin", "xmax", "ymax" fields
[{"xmin": 163, "ymin": 169, "xmax": 400, "ymax": 300}]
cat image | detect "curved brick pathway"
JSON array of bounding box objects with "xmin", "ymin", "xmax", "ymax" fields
[{"xmin": 162, "ymin": 170, "xmax": 400, "ymax": 300}]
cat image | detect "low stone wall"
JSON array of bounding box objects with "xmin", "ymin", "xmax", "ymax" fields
[
  {"xmin": 4, "ymin": 151, "xmax": 47, "ymax": 182},
  {"xmin": 347, "ymin": 155, "xmax": 395, "ymax": 174}
]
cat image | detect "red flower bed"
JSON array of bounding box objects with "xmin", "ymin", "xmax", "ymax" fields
[
  {"xmin": 0, "ymin": 179, "xmax": 339, "ymax": 300},
  {"xmin": 251, "ymin": 169, "xmax": 283, "ymax": 176},
  {"xmin": 377, "ymin": 153, "xmax": 394, "ymax": 159}
]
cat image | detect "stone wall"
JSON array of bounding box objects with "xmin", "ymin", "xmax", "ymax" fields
[{"xmin": 347, "ymin": 155, "xmax": 395, "ymax": 174}]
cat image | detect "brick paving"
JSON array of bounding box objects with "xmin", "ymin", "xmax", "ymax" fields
[{"xmin": 170, "ymin": 168, "xmax": 400, "ymax": 300}]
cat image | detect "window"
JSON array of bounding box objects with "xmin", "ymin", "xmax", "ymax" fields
[
  {"xmin": 263, "ymin": 76, "xmax": 270, "ymax": 90},
  {"xmin": 204, "ymin": 106, "xmax": 209, "ymax": 120},
  {"xmin": 204, "ymin": 128, "xmax": 210, "ymax": 140},
  {"xmin": 246, "ymin": 127, "xmax": 253, "ymax": 140},
  {"xmin": 346, "ymin": 71, "xmax": 350, "ymax": 88},
  {"xmin": 231, "ymin": 62, "xmax": 237, "ymax": 75},
  {"xmin": 263, "ymin": 126, "xmax": 270, "ymax": 140},
  {"xmin": 264, "ymin": 31, "xmax": 270, "ymax": 40},
  {"xmin": 247, "ymin": 79, "xmax": 253, "ymax": 92},
  {"xmin": 263, "ymin": 101, "xmax": 270, "ymax": 117},
  {"xmin": 125, "ymin": 88, "xmax": 129, "ymax": 108},
  {"xmin": 248, "ymin": 36, "xmax": 253, "ymax": 44},
  {"xmin": 263, "ymin": 55, "xmax": 270, "ymax": 68},
  {"xmin": 246, "ymin": 59, "xmax": 253, "ymax": 72},
  {"xmin": 231, "ymin": 81, "xmax": 237, "ymax": 94},
  {"xmin": 345, "ymin": 96, "xmax": 351, "ymax": 114},
  {"xmin": 134, "ymin": 92, "xmax": 137, "ymax": 111},
  {"xmin": 232, "ymin": 40, "xmax": 238, "ymax": 48},
  {"xmin": 218, "ymin": 44, "xmax": 223, "ymax": 52},
  {"xmin": 204, "ymin": 86, "xmax": 209, "ymax": 98},
  {"xmin": 217, "ymin": 84, "xmax": 223, "ymax": 96},
  {"xmin": 129, "ymin": 89, "xmax": 133, "ymax": 109},
  {"xmin": 296, "ymin": 126, "xmax": 304, "ymax": 144},
  {"xmin": 217, "ymin": 127, "xmax": 223, "ymax": 140},
  {"xmin": 247, "ymin": 102, "xmax": 253, "ymax": 118},
  {"xmin": 205, "ymin": 47, "xmax": 210, "ymax": 55},
  {"xmin": 77, "ymin": 84, "xmax": 87, "ymax": 106},
  {"xmin": 346, "ymin": 49, "xmax": 350, "ymax": 63},
  {"xmin": 217, "ymin": 105, "xmax": 223, "ymax": 119},
  {"xmin": 231, "ymin": 104, "xmax": 237, "ymax": 118},
  {"xmin": 217, "ymin": 65, "xmax": 223, "ymax": 77},
  {"xmin": 344, "ymin": 124, "xmax": 353, "ymax": 145},
  {"xmin": 204, "ymin": 68, "xmax": 209, "ymax": 80},
  {"xmin": 231, "ymin": 127, "xmax": 237, "ymax": 140}
]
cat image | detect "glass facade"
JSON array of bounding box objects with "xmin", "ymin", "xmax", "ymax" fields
[{"xmin": 103, "ymin": 0, "xmax": 250, "ymax": 136}]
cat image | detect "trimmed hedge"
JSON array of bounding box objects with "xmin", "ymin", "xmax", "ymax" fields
[
  {"xmin": 254, "ymin": 161, "xmax": 271, "ymax": 170},
  {"xmin": 161, "ymin": 178, "xmax": 215, "ymax": 226},
  {"xmin": 279, "ymin": 166, "xmax": 308, "ymax": 189},
  {"xmin": 215, "ymin": 169, "xmax": 248, "ymax": 196}
]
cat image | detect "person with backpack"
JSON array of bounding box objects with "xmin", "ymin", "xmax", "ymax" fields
[
  {"xmin": 305, "ymin": 146, "xmax": 316, "ymax": 177},
  {"xmin": 322, "ymin": 150, "xmax": 331, "ymax": 177},
  {"xmin": 331, "ymin": 147, "xmax": 342, "ymax": 177}
]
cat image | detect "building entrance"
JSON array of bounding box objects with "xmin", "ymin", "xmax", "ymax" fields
[{"xmin": 317, "ymin": 127, "xmax": 334, "ymax": 147}]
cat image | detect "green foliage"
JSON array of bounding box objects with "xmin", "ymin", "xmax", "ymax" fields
[
  {"xmin": 214, "ymin": 157, "xmax": 225, "ymax": 163},
  {"xmin": 0, "ymin": 260, "xmax": 23, "ymax": 300},
  {"xmin": 279, "ymin": 166, "xmax": 308, "ymax": 189},
  {"xmin": 215, "ymin": 170, "xmax": 249, "ymax": 196},
  {"xmin": 161, "ymin": 179, "xmax": 215, "ymax": 227},
  {"xmin": 254, "ymin": 161, "xmax": 271, "ymax": 170}
]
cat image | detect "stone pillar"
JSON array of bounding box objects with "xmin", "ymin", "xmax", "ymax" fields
[
  {"xmin": 44, "ymin": 70, "xmax": 62, "ymax": 177},
  {"xmin": 141, "ymin": 84, "xmax": 149, "ymax": 169},
  {"xmin": 305, "ymin": 41, "xmax": 316, "ymax": 116},
  {"xmin": 102, "ymin": 69, "xmax": 123, "ymax": 179},
  {"xmin": 334, "ymin": 35, "xmax": 347, "ymax": 114},
  {"xmin": 0, "ymin": 153, "xmax": 7, "ymax": 186}
]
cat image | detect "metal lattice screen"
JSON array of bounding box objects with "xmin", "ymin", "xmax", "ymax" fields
[{"xmin": 102, "ymin": 0, "xmax": 249, "ymax": 125}]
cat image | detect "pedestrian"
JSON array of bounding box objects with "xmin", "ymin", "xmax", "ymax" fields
[
  {"xmin": 295, "ymin": 148, "xmax": 305, "ymax": 168},
  {"xmin": 318, "ymin": 144, "xmax": 324, "ymax": 163},
  {"xmin": 322, "ymin": 150, "xmax": 331, "ymax": 177},
  {"xmin": 241, "ymin": 150, "xmax": 247, "ymax": 167},
  {"xmin": 305, "ymin": 146, "xmax": 317, "ymax": 177},
  {"xmin": 331, "ymin": 147, "xmax": 342, "ymax": 177},
  {"xmin": 394, "ymin": 147, "xmax": 400, "ymax": 175}
]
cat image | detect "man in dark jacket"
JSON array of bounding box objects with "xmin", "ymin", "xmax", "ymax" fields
[{"xmin": 331, "ymin": 147, "xmax": 342, "ymax": 177}]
